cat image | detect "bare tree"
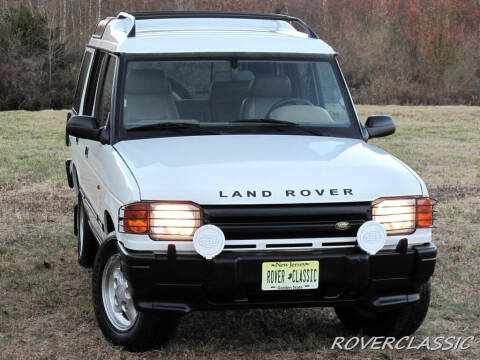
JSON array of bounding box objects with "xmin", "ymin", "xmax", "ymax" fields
[
  {"xmin": 46, "ymin": 14, "xmax": 64, "ymax": 90},
  {"xmin": 79, "ymin": 3, "xmax": 83, "ymax": 43},
  {"xmin": 175, "ymin": 0, "xmax": 193, "ymax": 11},
  {"xmin": 62, "ymin": 0, "xmax": 66, "ymax": 42},
  {"xmin": 88, "ymin": 0, "xmax": 93, "ymax": 33}
]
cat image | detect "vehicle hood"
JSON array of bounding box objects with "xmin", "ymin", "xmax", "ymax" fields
[{"xmin": 114, "ymin": 135, "xmax": 425, "ymax": 205}]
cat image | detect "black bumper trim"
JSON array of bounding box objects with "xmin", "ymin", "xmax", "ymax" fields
[
  {"xmin": 371, "ymin": 293, "xmax": 421, "ymax": 307},
  {"xmin": 118, "ymin": 242, "xmax": 436, "ymax": 313}
]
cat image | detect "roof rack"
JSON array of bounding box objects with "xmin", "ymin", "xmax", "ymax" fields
[{"xmin": 116, "ymin": 11, "xmax": 318, "ymax": 39}]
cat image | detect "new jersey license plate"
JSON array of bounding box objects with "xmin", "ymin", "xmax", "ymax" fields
[{"xmin": 261, "ymin": 260, "xmax": 319, "ymax": 291}]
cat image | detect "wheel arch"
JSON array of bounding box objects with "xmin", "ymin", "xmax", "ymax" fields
[{"xmin": 104, "ymin": 210, "xmax": 115, "ymax": 235}]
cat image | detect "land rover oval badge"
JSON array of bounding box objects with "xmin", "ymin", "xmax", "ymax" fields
[{"xmin": 335, "ymin": 221, "xmax": 351, "ymax": 231}]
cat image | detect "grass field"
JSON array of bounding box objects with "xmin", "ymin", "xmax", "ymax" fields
[{"xmin": 0, "ymin": 106, "xmax": 479, "ymax": 359}]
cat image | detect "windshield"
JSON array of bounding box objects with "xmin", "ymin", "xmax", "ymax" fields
[{"xmin": 119, "ymin": 58, "xmax": 361, "ymax": 139}]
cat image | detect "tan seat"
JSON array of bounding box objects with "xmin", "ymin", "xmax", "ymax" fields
[
  {"xmin": 124, "ymin": 69, "xmax": 179, "ymax": 127},
  {"xmin": 239, "ymin": 75, "xmax": 292, "ymax": 119}
]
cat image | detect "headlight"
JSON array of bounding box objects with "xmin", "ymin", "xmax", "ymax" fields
[
  {"xmin": 372, "ymin": 197, "xmax": 435, "ymax": 235},
  {"xmin": 119, "ymin": 202, "xmax": 202, "ymax": 240}
]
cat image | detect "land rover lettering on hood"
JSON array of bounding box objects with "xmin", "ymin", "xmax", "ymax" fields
[
  {"xmin": 218, "ymin": 188, "xmax": 354, "ymax": 198},
  {"xmin": 65, "ymin": 11, "xmax": 437, "ymax": 350}
]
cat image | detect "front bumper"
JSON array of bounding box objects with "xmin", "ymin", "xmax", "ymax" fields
[{"xmin": 118, "ymin": 242, "xmax": 436, "ymax": 313}]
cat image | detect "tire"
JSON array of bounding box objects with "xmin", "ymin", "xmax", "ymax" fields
[
  {"xmin": 335, "ymin": 280, "xmax": 431, "ymax": 337},
  {"xmin": 77, "ymin": 196, "xmax": 98, "ymax": 268},
  {"xmin": 92, "ymin": 235, "xmax": 180, "ymax": 351}
]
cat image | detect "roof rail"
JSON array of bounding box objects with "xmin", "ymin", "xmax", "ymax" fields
[
  {"xmin": 117, "ymin": 12, "xmax": 136, "ymax": 37},
  {"xmin": 115, "ymin": 11, "xmax": 318, "ymax": 39}
]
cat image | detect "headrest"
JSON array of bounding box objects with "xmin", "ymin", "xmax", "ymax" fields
[
  {"xmin": 213, "ymin": 70, "xmax": 254, "ymax": 82},
  {"xmin": 125, "ymin": 69, "xmax": 170, "ymax": 95},
  {"xmin": 249, "ymin": 75, "xmax": 292, "ymax": 98}
]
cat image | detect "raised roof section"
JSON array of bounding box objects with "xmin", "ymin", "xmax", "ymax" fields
[{"xmin": 88, "ymin": 11, "xmax": 335, "ymax": 55}]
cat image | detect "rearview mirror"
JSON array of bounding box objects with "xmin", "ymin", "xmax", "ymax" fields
[
  {"xmin": 365, "ymin": 115, "xmax": 395, "ymax": 138},
  {"xmin": 66, "ymin": 115, "xmax": 105, "ymax": 143}
]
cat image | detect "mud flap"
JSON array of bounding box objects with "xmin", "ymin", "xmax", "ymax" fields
[
  {"xmin": 74, "ymin": 204, "xmax": 78, "ymax": 236},
  {"xmin": 65, "ymin": 159, "xmax": 73, "ymax": 188}
]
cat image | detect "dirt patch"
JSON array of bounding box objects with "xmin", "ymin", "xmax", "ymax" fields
[{"xmin": 430, "ymin": 185, "xmax": 480, "ymax": 201}]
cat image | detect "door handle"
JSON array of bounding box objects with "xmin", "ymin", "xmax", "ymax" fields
[{"xmin": 84, "ymin": 146, "xmax": 89, "ymax": 158}]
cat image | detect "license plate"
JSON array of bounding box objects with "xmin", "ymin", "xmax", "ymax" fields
[{"xmin": 261, "ymin": 260, "xmax": 319, "ymax": 291}]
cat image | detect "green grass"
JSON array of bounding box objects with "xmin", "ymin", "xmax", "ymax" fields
[
  {"xmin": 0, "ymin": 106, "xmax": 479, "ymax": 359},
  {"xmin": 0, "ymin": 110, "xmax": 68, "ymax": 186}
]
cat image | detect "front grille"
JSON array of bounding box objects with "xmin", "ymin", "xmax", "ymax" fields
[{"xmin": 202, "ymin": 203, "xmax": 372, "ymax": 240}]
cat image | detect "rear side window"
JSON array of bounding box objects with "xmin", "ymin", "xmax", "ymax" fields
[
  {"xmin": 72, "ymin": 51, "xmax": 92, "ymax": 113},
  {"xmin": 83, "ymin": 52, "xmax": 105, "ymax": 116},
  {"xmin": 97, "ymin": 56, "xmax": 117, "ymax": 127}
]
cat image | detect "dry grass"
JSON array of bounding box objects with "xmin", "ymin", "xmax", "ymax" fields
[{"xmin": 0, "ymin": 106, "xmax": 479, "ymax": 359}]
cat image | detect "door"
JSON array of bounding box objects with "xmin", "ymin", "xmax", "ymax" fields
[
  {"xmin": 75, "ymin": 51, "xmax": 106, "ymax": 237},
  {"xmin": 86, "ymin": 54, "xmax": 118, "ymax": 238}
]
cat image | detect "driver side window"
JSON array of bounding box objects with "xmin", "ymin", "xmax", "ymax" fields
[{"xmin": 97, "ymin": 56, "xmax": 117, "ymax": 127}]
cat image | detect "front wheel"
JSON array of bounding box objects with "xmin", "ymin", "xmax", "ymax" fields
[
  {"xmin": 335, "ymin": 280, "xmax": 431, "ymax": 337},
  {"xmin": 92, "ymin": 236, "xmax": 180, "ymax": 351}
]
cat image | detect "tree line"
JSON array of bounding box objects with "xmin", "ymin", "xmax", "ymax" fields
[{"xmin": 0, "ymin": 0, "xmax": 479, "ymax": 110}]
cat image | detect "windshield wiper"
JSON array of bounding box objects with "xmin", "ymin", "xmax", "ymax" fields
[
  {"xmin": 232, "ymin": 118, "xmax": 297, "ymax": 125},
  {"xmin": 231, "ymin": 118, "xmax": 323, "ymax": 136},
  {"xmin": 126, "ymin": 122, "xmax": 219, "ymax": 134}
]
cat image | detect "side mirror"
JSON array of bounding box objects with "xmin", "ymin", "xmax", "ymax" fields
[
  {"xmin": 365, "ymin": 115, "xmax": 395, "ymax": 138},
  {"xmin": 66, "ymin": 115, "xmax": 107, "ymax": 143}
]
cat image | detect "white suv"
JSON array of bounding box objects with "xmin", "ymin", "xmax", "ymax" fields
[{"xmin": 65, "ymin": 11, "xmax": 437, "ymax": 350}]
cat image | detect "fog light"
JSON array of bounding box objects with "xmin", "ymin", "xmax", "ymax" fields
[
  {"xmin": 357, "ymin": 221, "xmax": 387, "ymax": 255},
  {"xmin": 193, "ymin": 224, "xmax": 225, "ymax": 260}
]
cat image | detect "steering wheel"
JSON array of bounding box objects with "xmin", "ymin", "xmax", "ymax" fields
[
  {"xmin": 265, "ymin": 98, "xmax": 314, "ymax": 119},
  {"xmin": 167, "ymin": 77, "xmax": 192, "ymax": 100}
]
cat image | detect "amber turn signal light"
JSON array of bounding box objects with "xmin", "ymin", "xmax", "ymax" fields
[
  {"xmin": 122, "ymin": 203, "xmax": 149, "ymax": 234},
  {"xmin": 416, "ymin": 198, "xmax": 434, "ymax": 228}
]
